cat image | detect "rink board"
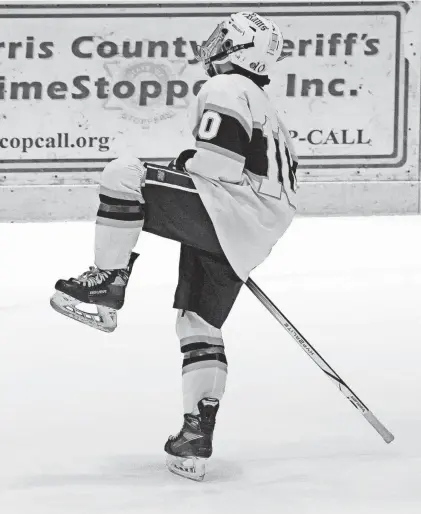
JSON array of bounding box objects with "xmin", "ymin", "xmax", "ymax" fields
[
  {"xmin": 0, "ymin": 0, "xmax": 420, "ymax": 218},
  {"xmin": 0, "ymin": 181, "xmax": 419, "ymax": 221}
]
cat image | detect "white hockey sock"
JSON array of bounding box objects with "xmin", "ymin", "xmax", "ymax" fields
[
  {"xmin": 176, "ymin": 310, "xmax": 227, "ymax": 415},
  {"xmin": 95, "ymin": 221, "xmax": 143, "ymax": 270},
  {"xmin": 94, "ymin": 156, "xmax": 145, "ymax": 270},
  {"xmin": 182, "ymin": 366, "xmax": 227, "ymax": 415}
]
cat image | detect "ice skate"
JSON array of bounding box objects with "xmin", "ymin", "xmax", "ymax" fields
[
  {"xmin": 165, "ymin": 398, "xmax": 219, "ymax": 481},
  {"xmin": 50, "ymin": 252, "xmax": 139, "ymax": 333}
]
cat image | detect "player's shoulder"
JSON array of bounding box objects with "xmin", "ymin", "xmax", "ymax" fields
[
  {"xmin": 197, "ymin": 75, "xmax": 254, "ymax": 137},
  {"xmin": 198, "ymin": 74, "xmax": 249, "ymax": 99}
]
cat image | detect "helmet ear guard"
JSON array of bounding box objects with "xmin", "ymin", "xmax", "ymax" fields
[{"xmin": 222, "ymin": 38, "xmax": 233, "ymax": 51}]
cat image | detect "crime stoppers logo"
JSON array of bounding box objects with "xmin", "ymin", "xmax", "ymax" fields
[{"xmin": 103, "ymin": 59, "xmax": 188, "ymax": 129}]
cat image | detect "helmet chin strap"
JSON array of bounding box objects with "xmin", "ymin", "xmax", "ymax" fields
[{"xmin": 207, "ymin": 41, "xmax": 254, "ymax": 65}]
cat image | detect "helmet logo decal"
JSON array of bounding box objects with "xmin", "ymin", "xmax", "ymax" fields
[
  {"xmin": 250, "ymin": 62, "xmax": 266, "ymax": 73},
  {"xmin": 244, "ymin": 13, "xmax": 269, "ymax": 31}
]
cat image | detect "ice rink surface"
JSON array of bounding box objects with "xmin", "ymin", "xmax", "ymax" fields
[{"xmin": 0, "ymin": 215, "xmax": 420, "ymax": 514}]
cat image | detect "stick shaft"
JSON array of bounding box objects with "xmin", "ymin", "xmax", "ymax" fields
[{"xmin": 245, "ymin": 278, "xmax": 394, "ymax": 444}]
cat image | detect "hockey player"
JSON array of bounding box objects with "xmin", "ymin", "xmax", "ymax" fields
[{"xmin": 51, "ymin": 12, "xmax": 298, "ymax": 481}]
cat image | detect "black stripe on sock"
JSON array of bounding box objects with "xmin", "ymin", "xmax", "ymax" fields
[
  {"xmin": 183, "ymin": 353, "xmax": 227, "ymax": 367},
  {"xmin": 98, "ymin": 202, "xmax": 143, "ymax": 215},
  {"xmin": 181, "ymin": 342, "xmax": 222, "ymax": 353},
  {"xmin": 96, "ymin": 209, "xmax": 144, "ymax": 222},
  {"xmin": 99, "ymin": 194, "xmax": 140, "ymax": 206}
]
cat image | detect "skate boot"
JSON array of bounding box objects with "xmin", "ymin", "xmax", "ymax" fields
[
  {"xmin": 165, "ymin": 398, "xmax": 219, "ymax": 481},
  {"xmin": 50, "ymin": 252, "xmax": 139, "ymax": 333}
]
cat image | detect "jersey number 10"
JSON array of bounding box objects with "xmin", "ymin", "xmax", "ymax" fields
[{"xmin": 197, "ymin": 110, "xmax": 297, "ymax": 199}]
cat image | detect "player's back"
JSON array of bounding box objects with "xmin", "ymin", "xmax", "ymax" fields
[
  {"xmin": 233, "ymin": 73, "xmax": 297, "ymax": 204},
  {"xmin": 187, "ymin": 73, "xmax": 298, "ymax": 281}
]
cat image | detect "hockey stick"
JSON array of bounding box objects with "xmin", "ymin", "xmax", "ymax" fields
[{"xmin": 245, "ymin": 278, "xmax": 394, "ymax": 444}]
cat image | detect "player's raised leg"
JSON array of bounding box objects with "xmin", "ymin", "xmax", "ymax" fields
[
  {"xmin": 165, "ymin": 310, "xmax": 227, "ymax": 481},
  {"xmin": 50, "ymin": 156, "xmax": 146, "ymax": 332}
]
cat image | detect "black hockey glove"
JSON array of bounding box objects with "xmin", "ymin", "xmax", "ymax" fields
[{"xmin": 168, "ymin": 149, "xmax": 197, "ymax": 172}]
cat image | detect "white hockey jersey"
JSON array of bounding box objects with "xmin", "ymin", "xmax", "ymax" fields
[{"xmin": 186, "ymin": 73, "xmax": 298, "ymax": 281}]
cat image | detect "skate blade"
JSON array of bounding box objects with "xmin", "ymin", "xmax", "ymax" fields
[
  {"xmin": 166, "ymin": 455, "xmax": 206, "ymax": 482},
  {"xmin": 50, "ymin": 291, "xmax": 117, "ymax": 333}
]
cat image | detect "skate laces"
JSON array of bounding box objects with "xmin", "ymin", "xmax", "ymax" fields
[{"xmin": 77, "ymin": 267, "xmax": 112, "ymax": 287}]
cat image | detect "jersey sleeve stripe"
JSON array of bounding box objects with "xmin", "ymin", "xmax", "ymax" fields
[
  {"xmin": 204, "ymin": 101, "xmax": 252, "ymax": 140},
  {"xmin": 196, "ymin": 140, "xmax": 246, "ymax": 164},
  {"xmin": 196, "ymin": 110, "xmax": 249, "ymax": 161}
]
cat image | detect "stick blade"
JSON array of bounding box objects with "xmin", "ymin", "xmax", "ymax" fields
[{"xmin": 363, "ymin": 410, "xmax": 395, "ymax": 443}]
